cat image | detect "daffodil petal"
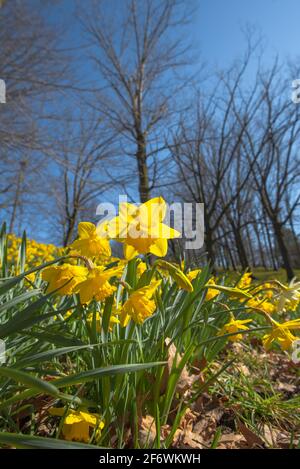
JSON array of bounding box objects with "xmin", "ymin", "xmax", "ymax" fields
[
  {"xmin": 137, "ymin": 197, "xmax": 166, "ymax": 228},
  {"xmin": 77, "ymin": 279, "xmax": 95, "ymax": 304},
  {"xmin": 149, "ymin": 238, "xmax": 168, "ymax": 257},
  {"xmin": 77, "ymin": 222, "xmax": 96, "ymax": 239},
  {"xmin": 124, "ymin": 243, "xmax": 139, "ymax": 260},
  {"xmin": 157, "ymin": 223, "xmax": 181, "ymax": 239},
  {"xmin": 119, "ymin": 202, "xmax": 138, "ymax": 217}
]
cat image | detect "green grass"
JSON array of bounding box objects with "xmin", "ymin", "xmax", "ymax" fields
[
  {"xmin": 210, "ymin": 345, "xmax": 300, "ymax": 447},
  {"xmin": 252, "ymin": 269, "xmax": 300, "ymax": 283},
  {"xmin": 217, "ymin": 268, "xmax": 300, "ymax": 284}
]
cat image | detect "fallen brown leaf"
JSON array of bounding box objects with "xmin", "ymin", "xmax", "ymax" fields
[
  {"xmin": 236, "ymin": 420, "xmax": 265, "ymax": 448},
  {"xmin": 138, "ymin": 415, "xmax": 157, "ymax": 447}
]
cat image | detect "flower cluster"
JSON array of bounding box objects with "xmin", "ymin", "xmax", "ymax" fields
[
  {"xmin": 38, "ymin": 198, "xmax": 300, "ymax": 354},
  {"xmin": 6, "ymin": 233, "xmax": 64, "ymax": 268},
  {"xmin": 41, "ymin": 198, "xmax": 179, "ymax": 330},
  {"xmin": 2, "ymin": 198, "xmax": 300, "ymax": 448},
  {"xmin": 25, "ymin": 197, "xmax": 298, "ymax": 443}
]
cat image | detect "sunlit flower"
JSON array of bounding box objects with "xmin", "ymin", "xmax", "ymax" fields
[
  {"xmin": 69, "ymin": 222, "xmax": 111, "ymax": 259},
  {"xmin": 49, "ymin": 408, "xmax": 104, "ymax": 442},
  {"xmin": 247, "ymin": 296, "xmax": 276, "ymax": 315},
  {"xmin": 286, "ymin": 298, "xmax": 300, "ymax": 312},
  {"xmin": 205, "ymin": 283, "xmax": 252, "ymax": 300},
  {"xmin": 86, "ymin": 310, "xmax": 120, "ymax": 332},
  {"xmin": 42, "ymin": 264, "xmax": 88, "ymax": 295},
  {"xmin": 276, "ymin": 279, "xmax": 300, "ymax": 313},
  {"xmin": 120, "ymin": 280, "xmax": 161, "ymax": 326},
  {"xmin": 205, "ymin": 278, "xmax": 219, "ymax": 301},
  {"xmin": 137, "ymin": 259, "xmax": 147, "ymax": 277},
  {"xmin": 263, "ymin": 318, "xmax": 300, "ymax": 351},
  {"xmin": 218, "ymin": 316, "xmax": 252, "ymax": 342},
  {"xmin": 76, "ymin": 265, "xmax": 123, "ymax": 304},
  {"xmin": 24, "ymin": 271, "xmax": 36, "ymax": 286},
  {"xmin": 204, "ymin": 278, "xmax": 251, "ymax": 301},
  {"xmin": 7, "ymin": 233, "xmax": 63, "ymax": 268},
  {"xmin": 237, "ymin": 272, "xmax": 252, "ymax": 289},
  {"xmin": 106, "ymin": 197, "xmax": 180, "ymax": 260},
  {"xmin": 156, "ymin": 260, "xmax": 193, "ymax": 292},
  {"xmin": 187, "ymin": 268, "xmax": 201, "ymax": 282},
  {"xmin": 259, "ymin": 282, "xmax": 275, "ymax": 299}
]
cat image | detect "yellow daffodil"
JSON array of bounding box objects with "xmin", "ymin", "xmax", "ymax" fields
[
  {"xmin": 42, "ymin": 264, "xmax": 88, "ymax": 296},
  {"xmin": 276, "ymin": 279, "xmax": 300, "ymax": 313},
  {"xmin": 7, "ymin": 233, "xmax": 63, "ymax": 268},
  {"xmin": 263, "ymin": 318, "xmax": 300, "ymax": 351},
  {"xmin": 205, "ymin": 278, "xmax": 220, "ymax": 301},
  {"xmin": 106, "ymin": 197, "xmax": 180, "ymax": 260},
  {"xmin": 247, "ymin": 296, "xmax": 276, "ymax": 315},
  {"xmin": 237, "ymin": 272, "xmax": 252, "ymax": 289},
  {"xmin": 49, "ymin": 408, "xmax": 104, "ymax": 443},
  {"xmin": 286, "ymin": 298, "xmax": 300, "ymax": 312},
  {"xmin": 86, "ymin": 310, "xmax": 120, "ymax": 332},
  {"xmin": 218, "ymin": 315, "xmax": 252, "ymax": 342},
  {"xmin": 156, "ymin": 260, "xmax": 193, "ymax": 292},
  {"xmin": 187, "ymin": 268, "xmax": 201, "ymax": 282},
  {"xmin": 137, "ymin": 259, "xmax": 147, "ymax": 277},
  {"xmin": 205, "ymin": 284, "xmax": 252, "ymax": 300},
  {"xmin": 76, "ymin": 265, "xmax": 123, "ymax": 304},
  {"xmin": 120, "ymin": 280, "xmax": 161, "ymax": 326},
  {"xmin": 259, "ymin": 282, "xmax": 275, "ymax": 299},
  {"xmin": 69, "ymin": 222, "xmax": 111, "ymax": 259}
]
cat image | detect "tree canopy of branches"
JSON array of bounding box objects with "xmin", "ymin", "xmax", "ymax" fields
[
  {"xmin": 0, "ymin": 0, "xmax": 68, "ymax": 232},
  {"xmin": 79, "ymin": 0, "xmax": 193, "ymax": 202},
  {"xmin": 1, "ymin": 2, "xmax": 299, "ymax": 282},
  {"xmin": 171, "ymin": 50, "xmax": 300, "ymax": 279},
  {"xmin": 48, "ymin": 110, "xmax": 116, "ymax": 246}
]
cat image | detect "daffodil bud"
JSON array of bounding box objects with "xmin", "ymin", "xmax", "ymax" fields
[{"xmin": 156, "ymin": 260, "xmax": 193, "ymax": 292}]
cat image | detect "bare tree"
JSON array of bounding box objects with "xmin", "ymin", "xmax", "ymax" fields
[
  {"xmin": 170, "ymin": 39, "xmax": 300, "ymax": 280},
  {"xmin": 239, "ymin": 61, "xmax": 300, "ymax": 280},
  {"xmin": 171, "ymin": 46, "xmax": 262, "ymax": 267},
  {"xmin": 79, "ymin": 0, "xmax": 194, "ymax": 202},
  {"xmin": 47, "ymin": 110, "xmax": 116, "ymax": 246},
  {"xmin": 0, "ymin": 0, "xmax": 68, "ymax": 231}
]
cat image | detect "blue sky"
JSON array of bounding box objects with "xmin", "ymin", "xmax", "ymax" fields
[
  {"xmin": 13, "ymin": 0, "xmax": 300, "ymax": 242},
  {"xmin": 44, "ymin": 0, "xmax": 300, "ymax": 112},
  {"xmin": 48, "ymin": 0, "xmax": 300, "ymax": 74},
  {"xmin": 195, "ymin": 0, "xmax": 300, "ymax": 66}
]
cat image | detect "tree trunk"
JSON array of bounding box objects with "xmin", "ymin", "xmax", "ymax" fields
[
  {"xmin": 262, "ymin": 222, "xmax": 277, "ymax": 270},
  {"xmin": 290, "ymin": 219, "xmax": 300, "ymax": 259},
  {"xmin": 272, "ymin": 220, "xmax": 294, "ymax": 281},
  {"xmin": 226, "ymin": 236, "xmax": 237, "ymax": 270},
  {"xmin": 136, "ymin": 133, "xmax": 150, "ymax": 203},
  {"xmin": 63, "ymin": 215, "xmax": 77, "ymax": 247},
  {"xmin": 205, "ymin": 223, "xmax": 215, "ymax": 269},
  {"xmin": 245, "ymin": 225, "xmax": 256, "ymax": 267},
  {"xmin": 219, "ymin": 246, "xmax": 227, "ymax": 270},
  {"xmin": 231, "ymin": 222, "xmax": 249, "ymax": 270},
  {"xmin": 253, "ymin": 223, "xmax": 267, "ymax": 269}
]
